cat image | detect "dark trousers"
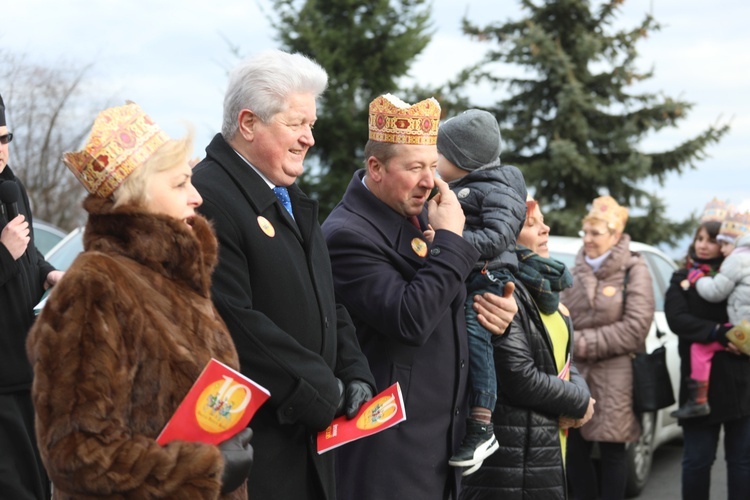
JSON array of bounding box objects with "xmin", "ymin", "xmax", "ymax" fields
[
  {"xmin": 0, "ymin": 391, "xmax": 50, "ymax": 500},
  {"xmin": 566, "ymin": 428, "xmax": 628, "ymax": 500},
  {"xmin": 682, "ymin": 416, "xmax": 750, "ymax": 500}
]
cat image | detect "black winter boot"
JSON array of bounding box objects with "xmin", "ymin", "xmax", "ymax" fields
[{"xmin": 670, "ymin": 379, "xmax": 710, "ymax": 419}]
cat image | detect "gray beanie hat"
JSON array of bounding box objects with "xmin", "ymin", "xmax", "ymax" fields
[{"xmin": 437, "ymin": 109, "xmax": 501, "ymax": 171}]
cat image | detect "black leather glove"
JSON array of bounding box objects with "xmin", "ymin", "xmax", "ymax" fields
[
  {"xmin": 335, "ymin": 378, "xmax": 345, "ymax": 416},
  {"xmin": 345, "ymin": 380, "xmax": 374, "ymax": 419},
  {"xmin": 712, "ymin": 322, "xmax": 733, "ymax": 346},
  {"xmin": 219, "ymin": 427, "xmax": 253, "ymax": 494}
]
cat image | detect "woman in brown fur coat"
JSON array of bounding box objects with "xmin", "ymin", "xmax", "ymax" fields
[{"xmin": 26, "ymin": 103, "xmax": 253, "ymax": 499}]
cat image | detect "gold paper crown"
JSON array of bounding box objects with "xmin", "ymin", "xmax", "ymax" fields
[
  {"xmin": 584, "ymin": 195, "xmax": 629, "ymax": 233},
  {"xmin": 719, "ymin": 211, "xmax": 750, "ymax": 241},
  {"xmin": 700, "ymin": 197, "xmax": 731, "ymax": 223},
  {"xmin": 63, "ymin": 102, "xmax": 169, "ymax": 198},
  {"xmin": 368, "ymin": 94, "xmax": 440, "ymax": 145}
]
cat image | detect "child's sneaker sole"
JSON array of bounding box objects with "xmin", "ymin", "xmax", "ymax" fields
[{"xmin": 448, "ymin": 435, "xmax": 499, "ymax": 467}]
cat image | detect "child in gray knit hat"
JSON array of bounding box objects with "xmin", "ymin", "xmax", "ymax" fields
[{"xmin": 437, "ymin": 109, "xmax": 527, "ymax": 475}]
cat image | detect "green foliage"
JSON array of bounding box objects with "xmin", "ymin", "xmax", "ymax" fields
[
  {"xmin": 462, "ymin": 0, "xmax": 729, "ymax": 245},
  {"xmin": 269, "ymin": 0, "xmax": 433, "ymax": 219}
]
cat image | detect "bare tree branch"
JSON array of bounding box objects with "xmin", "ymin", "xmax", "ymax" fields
[{"xmin": 1, "ymin": 50, "xmax": 108, "ymax": 230}]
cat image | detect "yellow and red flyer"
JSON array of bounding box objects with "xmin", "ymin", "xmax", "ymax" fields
[
  {"xmin": 317, "ymin": 382, "xmax": 406, "ymax": 454},
  {"xmin": 156, "ymin": 358, "xmax": 270, "ymax": 446}
]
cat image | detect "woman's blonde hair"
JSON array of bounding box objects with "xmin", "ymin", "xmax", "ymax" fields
[{"xmin": 112, "ymin": 129, "xmax": 194, "ymax": 207}]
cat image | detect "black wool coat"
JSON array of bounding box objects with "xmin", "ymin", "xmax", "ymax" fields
[
  {"xmin": 0, "ymin": 167, "xmax": 53, "ymax": 393},
  {"xmin": 665, "ymin": 267, "xmax": 750, "ymax": 426},
  {"xmin": 461, "ymin": 281, "xmax": 590, "ymax": 500},
  {"xmin": 322, "ymin": 170, "xmax": 480, "ymax": 500},
  {"xmin": 193, "ymin": 134, "xmax": 374, "ymax": 500}
]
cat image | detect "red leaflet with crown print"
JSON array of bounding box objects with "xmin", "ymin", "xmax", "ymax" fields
[
  {"xmin": 317, "ymin": 382, "xmax": 406, "ymax": 454},
  {"xmin": 156, "ymin": 358, "xmax": 270, "ymax": 446}
]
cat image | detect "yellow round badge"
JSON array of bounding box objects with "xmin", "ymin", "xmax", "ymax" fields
[
  {"xmin": 356, "ymin": 394, "xmax": 400, "ymax": 431},
  {"xmin": 602, "ymin": 285, "xmax": 617, "ymax": 297},
  {"xmin": 257, "ymin": 216, "xmax": 275, "ymax": 237},
  {"xmin": 411, "ymin": 238, "xmax": 427, "ymax": 257},
  {"xmin": 196, "ymin": 378, "xmax": 253, "ymax": 433}
]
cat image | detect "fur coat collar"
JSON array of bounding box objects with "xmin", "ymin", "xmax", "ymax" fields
[{"xmin": 82, "ymin": 195, "xmax": 218, "ymax": 296}]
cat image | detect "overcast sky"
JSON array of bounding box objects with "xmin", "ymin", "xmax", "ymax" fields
[{"xmin": 3, "ymin": 0, "xmax": 749, "ymax": 248}]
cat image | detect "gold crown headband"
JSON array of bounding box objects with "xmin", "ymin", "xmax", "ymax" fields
[
  {"xmin": 63, "ymin": 102, "xmax": 169, "ymax": 198},
  {"xmin": 584, "ymin": 195, "xmax": 629, "ymax": 233},
  {"xmin": 700, "ymin": 197, "xmax": 731, "ymax": 223},
  {"xmin": 719, "ymin": 211, "xmax": 750, "ymax": 241},
  {"xmin": 368, "ymin": 94, "xmax": 440, "ymax": 146}
]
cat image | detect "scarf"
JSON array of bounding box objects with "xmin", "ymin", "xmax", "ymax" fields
[
  {"xmin": 515, "ymin": 245, "xmax": 574, "ymax": 314},
  {"xmin": 685, "ymin": 250, "xmax": 722, "ymax": 286}
]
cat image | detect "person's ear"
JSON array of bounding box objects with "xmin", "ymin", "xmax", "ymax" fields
[
  {"xmin": 366, "ymin": 156, "xmax": 384, "ymax": 183},
  {"xmin": 237, "ymin": 109, "xmax": 259, "ymax": 142}
]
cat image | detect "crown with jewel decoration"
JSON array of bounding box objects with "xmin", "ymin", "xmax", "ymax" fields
[
  {"xmin": 700, "ymin": 197, "xmax": 731, "ymax": 223},
  {"xmin": 718, "ymin": 210, "xmax": 750, "ymax": 243},
  {"xmin": 63, "ymin": 102, "xmax": 169, "ymax": 198},
  {"xmin": 584, "ymin": 195, "xmax": 629, "ymax": 233},
  {"xmin": 368, "ymin": 94, "xmax": 440, "ymax": 146}
]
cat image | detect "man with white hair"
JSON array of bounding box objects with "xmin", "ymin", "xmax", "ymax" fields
[{"xmin": 192, "ymin": 51, "xmax": 375, "ymax": 500}]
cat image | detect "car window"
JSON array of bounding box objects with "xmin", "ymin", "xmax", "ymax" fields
[
  {"xmin": 640, "ymin": 253, "xmax": 677, "ymax": 312},
  {"xmin": 46, "ymin": 229, "xmax": 84, "ymax": 271},
  {"xmin": 33, "ymin": 223, "xmax": 66, "ymax": 255}
]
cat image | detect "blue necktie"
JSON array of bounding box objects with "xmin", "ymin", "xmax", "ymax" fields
[{"xmin": 273, "ymin": 186, "xmax": 294, "ymax": 219}]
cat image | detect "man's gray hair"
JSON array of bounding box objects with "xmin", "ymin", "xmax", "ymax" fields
[{"xmin": 222, "ymin": 50, "xmax": 328, "ymax": 139}]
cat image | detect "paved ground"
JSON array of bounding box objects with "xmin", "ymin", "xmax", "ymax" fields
[{"xmin": 636, "ymin": 436, "xmax": 727, "ymax": 499}]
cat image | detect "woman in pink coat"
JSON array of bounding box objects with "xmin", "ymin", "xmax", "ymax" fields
[{"xmin": 561, "ymin": 196, "xmax": 655, "ymax": 500}]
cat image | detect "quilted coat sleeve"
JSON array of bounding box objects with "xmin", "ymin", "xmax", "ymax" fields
[
  {"xmin": 26, "ymin": 257, "xmax": 224, "ymax": 498},
  {"xmin": 461, "ymin": 174, "xmax": 527, "ymax": 262},
  {"xmin": 574, "ymin": 257, "xmax": 655, "ymax": 362},
  {"xmin": 492, "ymin": 297, "xmax": 590, "ymax": 418},
  {"xmin": 695, "ymin": 255, "xmax": 739, "ymax": 303}
]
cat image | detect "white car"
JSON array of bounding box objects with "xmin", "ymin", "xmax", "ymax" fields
[
  {"xmin": 44, "ymin": 226, "xmax": 84, "ymax": 268},
  {"xmin": 549, "ymin": 236, "xmax": 682, "ymax": 497},
  {"xmin": 34, "ymin": 227, "xmax": 85, "ymax": 315},
  {"xmin": 33, "ymin": 219, "xmax": 66, "ymax": 255}
]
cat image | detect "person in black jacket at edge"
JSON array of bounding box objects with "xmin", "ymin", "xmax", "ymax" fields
[
  {"xmin": 0, "ymin": 92, "xmax": 63, "ymax": 499},
  {"xmin": 460, "ymin": 195, "xmax": 594, "ymax": 499},
  {"xmin": 664, "ymin": 199, "xmax": 750, "ymax": 500}
]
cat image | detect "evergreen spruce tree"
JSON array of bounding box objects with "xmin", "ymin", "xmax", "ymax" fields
[
  {"xmin": 269, "ymin": 0, "xmax": 432, "ymax": 220},
  {"xmin": 462, "ymin": 0, "xmax": 728, "ymax": 245}
]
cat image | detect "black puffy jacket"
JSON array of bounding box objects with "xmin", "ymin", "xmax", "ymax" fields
[
  {"xmin": 461, "ymin": 281, "xmax": 590, "ymax": 500},
  {"xmin": 449, "ymin": 163, "xmax": 527, "ymax": 272}
]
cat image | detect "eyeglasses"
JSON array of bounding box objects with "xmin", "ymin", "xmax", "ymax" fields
[
  {"xmin": 578, "ymin": 229, "xmax": 610, "ymax": 238},
  {"xmin": 0, "ymin": 133, "xmax": 13, "ymax": 145}
]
